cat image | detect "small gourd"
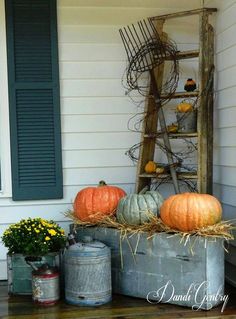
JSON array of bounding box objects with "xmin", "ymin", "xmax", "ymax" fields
[
  {"xmin": 184, "ymin": 78, "xmax": 197, "ymax": 92},
  {"xmin": 176, "ymin": 102, "xmax": 193, "ymax": 113},
  {"xmin": 155, "ymin": 166, "xmax": 165, "ymax": 174},
  {"xmin": 144, "ymin": 161, "xmax": 157, "ymax": 173},
  {"xmin": 116, "ymin": 189, "xmax": 164, "ymax": 225},
  {"xmin": 167, "ymin": 123, "xmax": 178, "ymax": 133}
]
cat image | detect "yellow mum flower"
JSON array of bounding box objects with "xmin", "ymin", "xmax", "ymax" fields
[
  {"xmin": 48, "ymin": 229, "xmax": 57, "ymax": 236},
  {"xmin": 45, "ymin": 236, "xmax": 50, "ymax": 241},
  {"xmin": 34, "ymin": 229, "xmax": 40, "ymax": 233}
]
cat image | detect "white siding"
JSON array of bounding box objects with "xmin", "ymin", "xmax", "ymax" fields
[
  {"xmin": 209, "ymin": 0, "xmax": 236, "ymax": 214},
  {"xmin": 0, "ymin": 0, "xmax": 201, "ymax": 279},
  {"xmin": 206, "ymin": 0, "xmax": 236, "ymax": 286}
]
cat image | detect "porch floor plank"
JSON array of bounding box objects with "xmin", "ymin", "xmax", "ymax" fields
[{"xmin": 0, "ymin": 282, "xmax": 235, "ymax": 319}]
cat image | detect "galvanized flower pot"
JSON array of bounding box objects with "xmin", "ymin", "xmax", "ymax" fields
[
  {"xmin": 7, "ymin": 252, "xmax": 60, "ymax": 295},
  {"xmin": 176, "ymin": 110, "xmax": 197, "ymax": 133}
]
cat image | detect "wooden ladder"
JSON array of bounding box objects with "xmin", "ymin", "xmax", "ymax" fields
[{"xmin": 135, "ymin": 8, "xmax": 217, "ymax": 194}]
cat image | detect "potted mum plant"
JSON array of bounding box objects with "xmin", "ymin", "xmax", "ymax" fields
[{"xmin": 2, "ymin": 217, "xmax": 66, "ymax": 295}]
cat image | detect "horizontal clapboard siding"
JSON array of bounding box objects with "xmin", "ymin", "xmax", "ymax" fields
[
  {"xmin": 58, "ymin": 0, "xmax": 201, "ymax": 8},
  {"xmin": 214, "ymin": 147, "xmax": 236, "ymax": 166},
  {"xmin": 214, "ymin": 184, "xmax": 236, "ymax": 209},
  {"xmin": 60, "ymin": 97, "xmax": 142, "ymax": 114},
  {"xmin": 212, "ymin": 0, "xmax": 236, "ymax": 220},
  {"xmin": 63, "ymin": 150, "xmax": 134, "ymax": 168},
  {"xmin": 0, "ymin": 0, "xmax": 202, "ymax": 279},
  {"xmin": 62, "ymin": 132, "xmax": 141, "ymax": 150},
  {"xmin": 206, "ymin": 0, "xmax": 236, "ymax": 286}
]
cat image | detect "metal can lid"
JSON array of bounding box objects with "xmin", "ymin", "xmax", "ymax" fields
[
  {"xmin": 33, "ymin": 263, "xmax": 58, "ymax": 275},
  {"xmin": 68, "ymin": 238, "xmax": 109, "ymax": 253},
  {"xmin": 82, "ymin": 236, "xmax": 93, "ymax": 243}
]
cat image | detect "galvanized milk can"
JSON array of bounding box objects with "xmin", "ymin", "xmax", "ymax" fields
[
  {"xmin": 31, "ymin": 263, "xmax": 60, "ymax": 305},
  {"xmin": 64, "ymin": 236, "xmax": 112, "ymax": 306}
]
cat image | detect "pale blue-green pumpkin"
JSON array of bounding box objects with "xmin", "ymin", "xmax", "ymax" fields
[{"xmin": 116, "ymin": 191, "xmax": 163, "ymax": 225}]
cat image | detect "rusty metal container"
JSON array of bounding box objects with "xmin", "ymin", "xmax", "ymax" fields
[
  {"xmin": 64, "ymin": 236, "xmax": 112, "ymax": 306},
  {"xmin": 32, "ymin": 263, "xmax": 60, "ymax": 305}
]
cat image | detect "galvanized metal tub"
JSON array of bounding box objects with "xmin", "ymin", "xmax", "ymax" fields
[
  {"xmin": 7, "ymin": 253, "xmax": 60, "ymax": 295},
  {"xmin": 72, "ymin": 226, "xmax": 225, "ymax": 310},
  {"xmin": 176, "ymin": 110, "xmax": 197, "ymax": 133},
  {"xmin": 64, "ymin": 237, "xmax": 112, "ymax": 306}
]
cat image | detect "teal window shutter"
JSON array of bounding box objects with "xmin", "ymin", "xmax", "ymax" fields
[{"xmin": 5, "ymin": 0, "xmax": 63, "ymax": 200}]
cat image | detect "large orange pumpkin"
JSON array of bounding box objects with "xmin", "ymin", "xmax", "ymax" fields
[
  {"xmin": 73, "ymin": 181, "xmax": 126, "ymax": 222},
  {"xmin": 160, "ymin": 193, "xmax": 222, "ymax": 232}
]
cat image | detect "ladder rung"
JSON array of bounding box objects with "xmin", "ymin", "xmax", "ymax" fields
[
  {"xmin": 150, "ymin": 8, "xmax": 217, "ymax": 21},
  {"xmin": 165, "ymin": 50, "xmax": 199, "ymax": 61},
  {"xmin": 139, "ymin": 172, "xmax": 198, "ymax": 180},
  {"xmin": 161, "ymin": 91, "xmax": 199, "ymax": 99},
  {"xmin": 144, "ymin": 132, "xmax": 198, "ymax": 139}
]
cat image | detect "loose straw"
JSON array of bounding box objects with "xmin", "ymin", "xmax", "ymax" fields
[{"xmin": 66, "ymin": 210, "xmax": 235, "ymax": 241}]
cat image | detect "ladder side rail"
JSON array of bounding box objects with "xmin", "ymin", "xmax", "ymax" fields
[
  {"xmin": 206, "ymin": 24, "xmax": 215, "ymax": 194},
  {"xmin": 198, "ymin": 11, "xmax": 214, "ymax": 194}
]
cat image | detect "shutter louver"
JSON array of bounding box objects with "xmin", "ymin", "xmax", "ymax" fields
[{"xmin": 6, "ymin": 0, "xmax": 63, "ymax": 200}]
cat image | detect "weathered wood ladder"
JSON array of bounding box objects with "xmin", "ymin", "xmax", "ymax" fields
[{"xmin": 135, "ymin": 8, "xmax": 217, "ymax": 194}]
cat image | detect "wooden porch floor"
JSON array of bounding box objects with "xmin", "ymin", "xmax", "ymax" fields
[{"xmin": 0, "ymin": 282, "xmax": 236, "ymax": 319}]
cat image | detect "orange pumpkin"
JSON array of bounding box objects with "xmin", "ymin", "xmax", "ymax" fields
[
  {"xmin": 160, "ymin": 192, "xmax": 222, "ymax": 232},
  {"xmin": 176, "ymin": 102, "xmax": 193, "ymax": 113},
  {"xmin": 73, "ymin": 181, "xmax": 126, "ymax": 222},
  {"xmin": 145, "ymin": 161, "xmax": 157, "ymax": 173}
]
